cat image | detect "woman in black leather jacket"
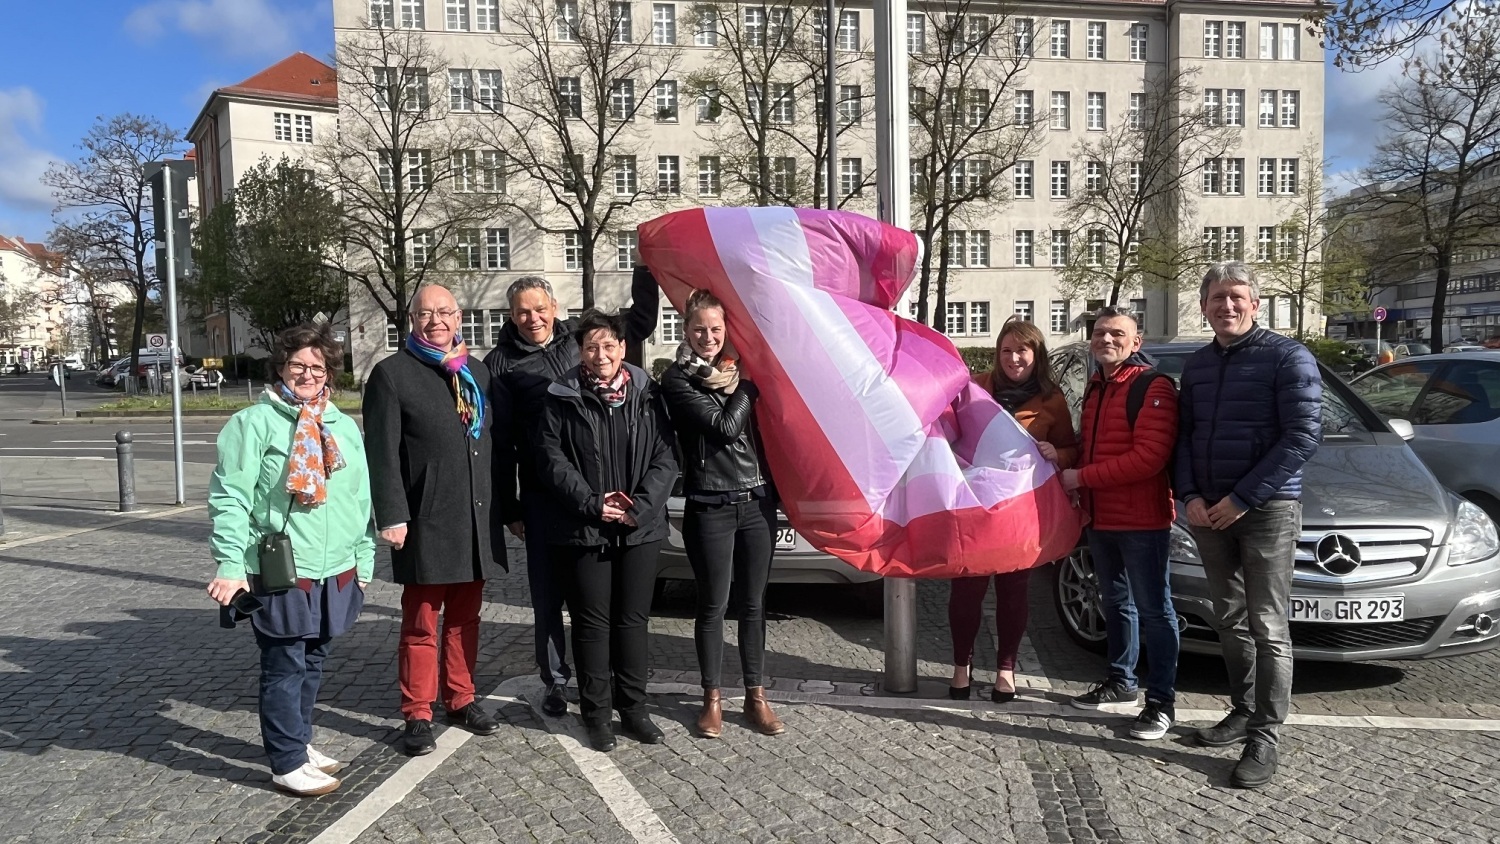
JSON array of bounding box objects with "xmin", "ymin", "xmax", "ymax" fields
[{"xmin": 659, "ymin": 290, "xmax": 785, "ymax": 739}]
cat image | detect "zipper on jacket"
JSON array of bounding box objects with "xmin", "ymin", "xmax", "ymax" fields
[
  {"xmin": 1208, "ymin": 351, "xmax": 1230, "ymax": 494},
  {"xmin": 1084, "ymin": 377, "xmax": 1111, "ymax": 515}
]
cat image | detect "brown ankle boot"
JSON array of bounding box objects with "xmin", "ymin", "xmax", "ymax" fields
[
  {"xmin": 696, "ymin": 688, "xmax": 722, "ymax": 738},
  {"xmin": 743, "ymin": 686, "xmax": 785, "ymax": 736}
]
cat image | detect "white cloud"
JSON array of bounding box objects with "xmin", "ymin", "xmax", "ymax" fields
[
  {"xmin": 0, "ymin": 88, "xmax": 60, "ymax": 216},
  {"xmin": 124, "ymin": 0, "xmax": 316, "ymax": 59}
]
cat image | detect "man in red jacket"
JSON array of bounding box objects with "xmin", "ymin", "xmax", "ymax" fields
[{"xmin": 1061, "ymin": 306, "xmax": 1180, "ymax": 740}]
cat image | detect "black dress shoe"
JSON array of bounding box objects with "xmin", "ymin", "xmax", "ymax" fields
[
  {"xmin": 619, "ymin": 711, "xmax": 666, "ymax": 744},
  {"xmin": 585, "ymin": 722, "xmax": 616, "ymax": 752},
  {"xmin": 947, "ymin": 684, "xmax": 972, "ymax": 700},
  {"xmin": 542, "ymin": 683, "xmax": 568, "ymax": 717},
  {"xmin": 403, "ymin": 719, "xmax": 436, "ymax": 756},
  {"xmin": 446, "ymin": 702, "xmax": 500, "ymax": 736}
]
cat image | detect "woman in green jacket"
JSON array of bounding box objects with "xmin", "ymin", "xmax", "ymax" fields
[{"xmin": 206, "ymin": 323, "xmax": 375, "ymax": 798}]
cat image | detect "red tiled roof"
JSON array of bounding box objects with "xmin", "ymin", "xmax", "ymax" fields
[
  {"xmin": 218, "ymin": 52, "xmax": 337, "ymax": 103},
  {"xmin": 0, "ymin": 236, "xmax": 65, "ymax": 273}
]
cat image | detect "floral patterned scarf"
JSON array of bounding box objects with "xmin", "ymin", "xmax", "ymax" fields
[
  {"xmin": 277, "ymin": 383, "xmax": 346, "ymax": 506},
  {"xmin": 587, "ymin": 366, "xmax": 631, "ymax": 408}
]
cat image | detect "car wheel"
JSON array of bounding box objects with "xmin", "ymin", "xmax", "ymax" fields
[{"xmin": 1053, "ymin": 547, "xmax": 1107, "ymax": 653}]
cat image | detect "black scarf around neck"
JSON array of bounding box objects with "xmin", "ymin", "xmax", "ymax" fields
[{"xmin": 991, "ymin": 373, "xmax": 1042, "ymax": 414}]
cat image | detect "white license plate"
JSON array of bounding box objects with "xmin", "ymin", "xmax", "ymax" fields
[
  {"xmin": 1289, "ymin": 595, "xmax": 1404, "ymax": 623},
  {"xmin": 775, "ymin": 528, "xmax": 797, "ymax": 550}
]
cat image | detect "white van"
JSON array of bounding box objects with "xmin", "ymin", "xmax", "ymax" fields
[{"xmin": 61, "ymin": 353, "xmax": 85, "ymax": 371}]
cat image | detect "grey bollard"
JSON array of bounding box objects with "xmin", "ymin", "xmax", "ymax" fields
[{"xmin": 116, "ymin": 430, "xmax": 138, "ymax": 512}]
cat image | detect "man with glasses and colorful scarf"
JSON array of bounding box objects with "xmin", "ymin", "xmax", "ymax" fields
[{"xmin": 365, "ymin": 284, "xmax": 507, "ymax": 756}]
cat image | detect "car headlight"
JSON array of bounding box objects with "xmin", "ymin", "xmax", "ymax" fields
[
  {"xmin": 1169, "ymin": 522, "xmax": 1201, "ymax": 565},
  {"xmin": 1448, "ymin": 500, "xmax": 1500, "ymax": 566}
]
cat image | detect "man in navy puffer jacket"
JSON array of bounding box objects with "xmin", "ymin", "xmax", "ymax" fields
[{"xmin": 1174, "ymin": 262, "xmax": 1321, "ymax": 790}]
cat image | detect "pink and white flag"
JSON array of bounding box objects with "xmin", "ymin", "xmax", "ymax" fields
[{"xmin": 639, "ymin": 207, "xmax": 1083, "ymax": 578}]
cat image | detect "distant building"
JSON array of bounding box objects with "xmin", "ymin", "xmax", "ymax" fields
[
  {"xmin": 0, "ymin": 236, "xmax": 73, "ymax": 367},
  {"xmin": 187, "ymin": 52, "xmax": 341, "ymax": 359}
]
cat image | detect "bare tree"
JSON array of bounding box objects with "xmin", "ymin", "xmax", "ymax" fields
[
  {"xmin": 486, "ymin": 0, "xmax": 682, "ymax": 307},
  {"xmin": 907, "ymin": 1, "xmax": 1039, "ymax": 327},
  {"xmin": 325, "ymin": 24, "xmax": 505, "ymax": 341},
  {"xmin": 45, "ymin": 225, "xmax": 131, "ymax": 364},
  {"xmin": 43, "ymin": 114, "xmax": 181, "ymax": 374},
  {"xmin": 685, "ymin": 2, "xmax": 870, "ymax": 208},
  {"xmin": 1056, "ymin": 67, "xmax": 1239, "ymax": 308},
  {"xmin": 1319, "ymin": 0, "xmax": 1484, "ymax": 68},
  {"xmin": 1360, "ymin": 15, "xmax": 1500, "ymax": 349}
]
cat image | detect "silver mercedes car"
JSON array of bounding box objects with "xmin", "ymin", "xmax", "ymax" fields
[{"xmin": 1050, "ymin": 343, "xmax": 1500, "ymax": 661}]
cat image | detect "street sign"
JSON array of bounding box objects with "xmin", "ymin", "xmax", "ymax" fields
[
  {"xmin": 1373, "ymin": 306, "xmax": 1388, "ymax": 322},
  {"xmin": 146, "ymin": 333, "xmax": 168, "ymax": 350},
  {"xmin": 50, "ymin": 363, "xmax": 63, "ymax": 387}
]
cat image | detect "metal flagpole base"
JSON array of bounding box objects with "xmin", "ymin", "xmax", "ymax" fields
[{"xmin": 882, "ymin": 578, "xmax": 919, "ymax": 694}]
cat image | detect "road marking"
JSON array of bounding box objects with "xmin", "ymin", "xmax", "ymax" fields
[{"xmin": 0, "ymin": 504, "xmax": 206, "ymax": 549}]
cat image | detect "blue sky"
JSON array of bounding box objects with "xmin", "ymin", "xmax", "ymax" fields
[{"xmin": 0, "ymin": 0, "xmax": 1393, "ymax": 240}]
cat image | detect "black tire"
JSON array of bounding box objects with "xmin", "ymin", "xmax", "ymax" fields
[{"xmin": 1053, "ymin": 547, "xmax": 1107, "ymax": 653}]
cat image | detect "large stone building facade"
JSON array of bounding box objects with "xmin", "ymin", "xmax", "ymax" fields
[{"xmin": 332, "ymin": 0, "xmax": 1324, "ymax": 376}]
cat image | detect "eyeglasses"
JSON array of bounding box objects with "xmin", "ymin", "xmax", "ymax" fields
[
  {"xmin": 286, "ymin": 363, "xmax": 328, "ymax": 377},
  {"xmin": 414, "ymin": 308, "xmax": 460, "ymax": 323}
]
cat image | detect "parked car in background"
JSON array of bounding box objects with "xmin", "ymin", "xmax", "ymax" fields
[
  {"xmin": 1396, "ymin": 342, "xmax": 1432, "ymax": 357},
  {"xmin": 5, "ymin": 361, "xmax": 29, "ymax": 375},
  {"xmin": 1351, "ymin": 352, "xmax": 1500, "ymax": 523},
  {"xmin": 1443, "ymin": 342, "xmax": 1486, "ymax": 353},
  {"xmin": 1048, "ymin": 342, "xmax": 1500, "ymax": 662},
  {"xmin": 61, "ymin": 353, "xmax": 86, "ymax": 371},
  {"xmin": 96, "ymin": 358, "xmax": 132, "ymax": 387}
]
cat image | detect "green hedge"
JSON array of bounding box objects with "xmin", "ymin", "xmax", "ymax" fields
[{"xmin": 958, "ymin": 345, "xmax": 995, "ymax": 374}]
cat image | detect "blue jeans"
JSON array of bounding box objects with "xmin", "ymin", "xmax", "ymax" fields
[
  {"xmin": 525, "ymin": 497, "xmax": 571, "ymax": 686},
  {"xmin": 255, "ymin": 629, "xmax": 332, "ymax": 776},
  {"xmin": 1088, "ymin": 528, "xmax": 1179, "ymax": 705}
]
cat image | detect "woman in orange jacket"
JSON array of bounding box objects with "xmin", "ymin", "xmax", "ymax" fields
[{"xmin": 949, "ymin": 317, "xmax": 1078, "ymax": 701}]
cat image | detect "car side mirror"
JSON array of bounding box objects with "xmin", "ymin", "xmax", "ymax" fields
[{"xmin": 1388, "ymin": 418, "xmax": 1415, "ymax": 441}]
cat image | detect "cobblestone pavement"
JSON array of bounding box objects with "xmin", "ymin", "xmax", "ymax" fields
[{"xmin": 3, "ymin": 501, "xmax": 1500, "ymax": 843}]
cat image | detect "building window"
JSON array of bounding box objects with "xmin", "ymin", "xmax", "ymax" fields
[
  {"xmin": 946, "ymin": 301, "xmax": 967, "ymax": 334},
  {"xmin": 399, "ymin": 0, "xmax": 424, "ymax": 28},
  {"xmin": 1050, "ymin": 300, "xmax": 1069, "ymax": 333},
  {"xmin": 1224, "ymin": 89, "xmax": 1244, "ymax": 126},
  {"xmin": 1014, "ymin": 18, "xmax": 1034, "ymax": 57},
  {"xmin": 1129, "ymin": 298, "xmax": 1147, "ymax": 332},
  {"xmin": 1226, "ymin": 21, "xmax": 1244, "ymax": 57},
  {"xmin": 475, "ymin": 0, "xmax": 498, "ymax": 31},
  {"xmin": 563, "ymin": 231, "xmax": 582, "ymax": 270},
  {"xmin": 452, "ymin": 150, "xmax": 476, "ymax": 192},
  {"xmin": 1279, "ymin": 158, "xmax": 1299, "ymax": 194},
  {"xmin": 446, "ymin": 0, "xmax": 470, "ymax": 30},
  {"xmin": 1049, "ymin": 91, "xmax": 1069, "ymax": 129},
  {"xmin": 386, "ymin": 321, "xmax": 399, "ymax": 349},
  {"xmin": 616, "ymin": 231, "xmax": 638, "ymax": 270},
  {"xmin": 1203, "ymin": 226, "xmax": 1223, "ymax": 260},
  {"xmin": 410, "ymin": 229, "xmax": 434, "ymax": 267},
  {"xmin": 1258, "ymin": 158, "xmax": 1276, "ymax": 194},
  {"xmin": 405, "ymin": 149, "xmax": 432, "ymax": 189},
  {"xmin": 968, "ymin": 231, "xmax": 990, "ymax": 267},
  {"xmin": 1203, "ymin": 21, "xmax": 1221, "ymax": 58},
  {"xmin": 1085, "ymin": 21, "xmax": 1105, "ymax": 59},
  {"xmin": 611, "ymin": 1, "xmax": 633, "ymax": 42},
  {"xmin": 1050, "ymin": 160, "xmax": 1069, "ymax": 198},
  {"xmin": 907, "ymin": 13, "xmax": 925, "ymax": 53},
  {"xmin": 659, "ymin": 308, "xmax": 683, "ymax": 343},
  {"xmin": 273, "ymin": 112, "xmax": 293, "ymax": 141},
  {"xmin": 838, "ymin": 10, "xmax": 859, "ymax": 50},
  {"xmin": 1281, "ymin": 23, "xmax": 1299, "ymax": 60},
  {"xmin": 969, "ymin": 302, "xmax": 991, "ymax": 335},
  {"xmin": 838, "ymin": 84, "xmax": 863, "ymax": 126},
  {"xmin": 1128, "ymin": 92, "xmax": 1144, "ymax": 130},
  {"xmin": 770, "ymin": 157, "xmax": 796, "ymax": 197},
  {"xmin": 557, "ymin": 0, "xmax": 579, "ymax": 40},
  {"xmin": 1014, "ymin": 90, "xmax": 1034, "ymax": 126},
  {"xmin": 769, "ymin": 6, "xmax": 792, "ymax": 46},
  {"xmin": 1279, "ymin": 90, "xmax": 1299, "ymax": 127},
  {"xmin": 1224, "ymin": 158, "xmax": 1243, "ymax": 195},
  {"xmin": 1129, "ymin": 161, "xmax": 1141, "ymax": 196},
  {"xmin": 1128, "ymin": 23, "xmax": 1147, "ymax": 60},
  {"xmin": 1087, "ymin": 229, "xmax": 1106, "ymax": 266},
  {"xmin": 614, "ymin": 155, "xmax": 638, "ymax": 195},
  {"xmin": 1202, "ymin": 158, "xmax": 1221, "ymax": 194},
  {"xmin": 1050, "ymin": 231, "xmax": 1069, "ymax": 266},
  {"xmin": 449, "ymin": 70, "xmax": 473, "ymax": 111},
  {"xmin": 698, "ymin": 156, "xmax": 721, "ymax": 196},
  {"xmin": 1014, "ymin": 300, "xmax": 1035, "ymax": 324},
  {"xmin": 1084, "ymin": 160, "xmax": 1103, "ymax": 195},
  {"xmin": 655, "ymin": 80, "xmax": 678, "ymax": 121},
  {"xmin": 652, "ymin": 3, "xmax": 676, "ymax": 43},
  {"xmin": 610, "ymin": 79, "xmax": 636, "ymax": 120},
  {"xmin": 479, "ymin": 150, "xmax": 505, "ymax": 192},
  {"xmin": 1276, "ymin": 227, "xmax": 1299, "ymax": 261},
  {"xmin": 839, "ymin": 157, "xmax": 863, "ymax": 199},
  {"xmin": 744, "ymin": 6, "xmax": 764, "ymax": 46},
  {"xmin": 1257, "ymin": 226, "xmax": 1274, "ymax": 261},
  {"xmin": 696, "ymin": 85, "xmax": 720, "ymax": 123},
  {"xmin": 1013, "ymin": 160, "xmax": 1033, "ymax": 198},
  {"xmin": 657, "ymin": 155, "xmax": 680, "ymax": 194},
  {"xmin": 1259, "ymin": 90, "xmax": 1276, "ymax": 127},
  {"xmin": 485, "ymin": 228, "xmax": 510, "ymax": 270},
  {"xmin": 1050, "ymin": 20, "xmax": 1069, "ymax": 58},
  {"xmin": 456, "ymin": 229, "xmax": 482, "ymax": 269},
  {"xmin": 1085, "ymin": 92, "xmax": 1105, "ymax": 130},
  {"xmin": 461, "ymin": 309, "xmax": 485, "ymax": 344},
  {"xmin": 771, "ymin": 83, "xmax": 795, "ymax": 124},
  {"xmin": 557, "ymin": 76, "xmax": 582, "ymax": 118},
  {"xmin": 1259, "ymin": 22, "xmax": 1277, "ymax": 59},
  {"xmin": 1225, "ymin": 226, "xmax": 1244, "ymax": 260},
  {"xmin": 1204, "ymin": 88, "xmax": 1221, "ymax": 124},
  {"xmin": 475, "ymin": 69, "xmax": 502, "ymax": 112},
  {"xmin": 694, "ymin": 5, "xmax": 717, "ymax": 45},
  {"xmin": 1014, "ymin": 230, "xmax": 1033, "ymax": 267},
  {"xmin": 371, "ymin": 0, "xmax": 395, "ymax": 28}
]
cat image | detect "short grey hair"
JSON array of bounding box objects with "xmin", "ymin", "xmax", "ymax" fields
[
  {"xmin": 1199, "ymin": 262, "xmax": 1260, "ymax": 304},
  {"xmin": 505, "ymin": 275, "xmax": 556, "ymax": 309}
]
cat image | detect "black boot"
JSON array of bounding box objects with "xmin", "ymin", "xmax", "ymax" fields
[
  {"xmin": 585, "ymin": 721, "xmax": 616, "ymax": 752},
  {"xmin": 619, "ymin": 710, "xmax": 665, "ymax": 744}
]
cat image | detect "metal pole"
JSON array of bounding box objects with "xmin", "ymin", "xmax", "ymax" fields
[
  {"xmin": 116, "ymin": 430, "xmax": 138, "ymax": 512},
  {"xmin": 56, "ymin": 364, "xmax": 67, "ymax": 417},
  {"xmin": 0, "ymin": 456, "xmax": 7, "ymax": 537},
  {"xmin": 163, "ymin": 167, "xmax": 186, "ymax": 505},
  {"xmin": 874, "ymin": 0, "xmax": 915, "ymax": 695},
  {"xmin": 825, "ymin": 0, "xmax": 838, "ymax": 209}
]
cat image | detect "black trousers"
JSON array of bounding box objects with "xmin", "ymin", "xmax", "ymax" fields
[
  {"xmin": 552, "ymin": 540, "xmax": 662, "ymax": 726},
  {"xmin": 683, "ymin": 497, "xmax": 776, "ymax": 688}
]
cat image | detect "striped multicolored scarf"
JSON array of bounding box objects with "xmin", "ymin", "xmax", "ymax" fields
[
  {"xmin": 406, "ymin": 331, "xmax": 486, "ymax": 439},
  {"xmin": 587, "ymin": 366, "xmax": 631, "ymax": 407},
  {"xmin": 277, "ymin": 383, "xmax": 346, "ymax": 506}
]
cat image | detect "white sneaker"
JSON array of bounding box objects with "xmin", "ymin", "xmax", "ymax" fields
[
  {"xmin": 271, "ymin": 762, "xmax": 341, "ymax": 797},
  {"xmin": 306, "ymin": 745, "xmax": 345, "ymax": 775}
]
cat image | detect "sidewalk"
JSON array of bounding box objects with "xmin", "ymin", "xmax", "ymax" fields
[{"xmin": 1, "ymin": 506, "xmax": 1499, "ymax": 843}]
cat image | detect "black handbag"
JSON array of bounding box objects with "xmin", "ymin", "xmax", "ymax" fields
[{"xmin": 257, "ymin": 492, "xmax": 298, "ymax": 593}]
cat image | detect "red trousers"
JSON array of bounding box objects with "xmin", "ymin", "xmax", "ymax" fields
[
  {"xmin": 948, "ymin": 569, "xmax": 1032, "ymax": 673},
  {"xmin": 399, "ymin": 580, "xmax": 484, "ymax": 720}
]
